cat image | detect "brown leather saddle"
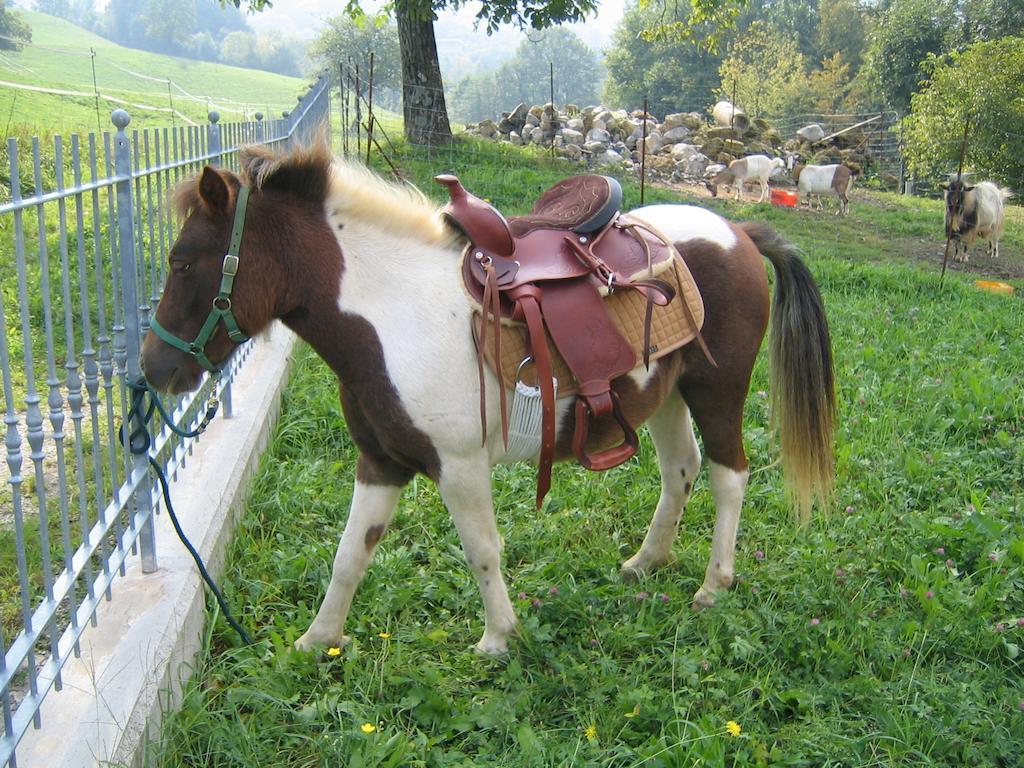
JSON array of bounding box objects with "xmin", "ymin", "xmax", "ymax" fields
[{"xmin": 439, "ymin": 173, "xmax": 699, "ymax": 506}]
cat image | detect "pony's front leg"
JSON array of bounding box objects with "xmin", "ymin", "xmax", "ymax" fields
[
  {"xmin": 437, "ymin": 455, "xmax": 518, "ymax": 655},
  {"xmin": 295, "ymin": 478, "xmax": 403, "ymax": 651}
]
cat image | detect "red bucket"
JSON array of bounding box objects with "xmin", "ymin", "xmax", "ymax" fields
[{"xmin": 770, "ymin": 189, "xmax": 798, "ymax": 207}]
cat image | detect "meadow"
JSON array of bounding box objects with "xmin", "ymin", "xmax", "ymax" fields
[
  {"xmin": 145, "ymin": 138, "xmax": 1024, "ymax": 767},
  {"xmin": 0, "ymin": 11, "xmax": 306, "ymax": 133}
]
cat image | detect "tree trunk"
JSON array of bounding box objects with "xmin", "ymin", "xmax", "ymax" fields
[{"xmin": 395, "ymin": 3, "xmax": 452, "ymax": 145}]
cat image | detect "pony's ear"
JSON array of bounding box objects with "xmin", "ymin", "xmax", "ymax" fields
[
  {"xmin": 198, "ymin": 166, "xmax": 231, "ymax": 214},
  {"xmin": 964, "ymin": 184, "xmax": 976, "ymax": 191}
]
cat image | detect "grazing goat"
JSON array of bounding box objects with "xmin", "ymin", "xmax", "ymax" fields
[
  {"xmin": 941, "ymin": 176, "xmax": 1012, "ymax": 262},
  {"xmin": 788, "ymin": 154, "xmax": 856, "ymax": 215},
  {"xmin": 705, "ymin": 154, "xmax": 785, "ymax": 202}
]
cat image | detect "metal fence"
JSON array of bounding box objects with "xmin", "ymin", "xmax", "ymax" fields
[{"xmin": 0, "ymin": 73, "xmax": 330, "ymax": 768}]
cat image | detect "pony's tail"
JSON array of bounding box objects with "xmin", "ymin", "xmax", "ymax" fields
[{"xmin": 741, "ymin": 222, "xmax": 835, "ymax": 521}]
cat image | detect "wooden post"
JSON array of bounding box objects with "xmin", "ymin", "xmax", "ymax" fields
[
  {"xmin": 731, "ymin": 80, "xmax": 737, "ymax": 129},
  {"xmin": 640, "ymin": 96, "xmax": 648, "ymax": 206},
  {"xmin": 339, "ymin": 62, "xmax": 348, "ymax": 158},
  {"xmin": 354, "ymin": 62, "xmax": 362, "ymax": 159},
  {"xmin": 940, "ymin": 117, "xmax": 971, "ymax": 284},
  {"xmin": 550, "ymin": 61, "xmax": 555, "ymax": 160},
  {"xmin": 366, "ymin": 52, "xmax": 375, "ymax": 166}
]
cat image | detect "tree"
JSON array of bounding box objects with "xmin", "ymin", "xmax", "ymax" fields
[
  {"xmin": 604, "ymin": 1, "xmax": 722, "ymax": 116},
  {"xmin": 862, "ymin": 0, "xmax": 960, "ymax": 112},
  {"xmin": 902, "ymin": 37, "xmax": 1024, "ymax": 187},
  {"xmin": 393, "ymin": 4, "xmax": 452, "ymax": 144},
  {"xmin": 734, "ymin": 0, "xmax": 822, "ymax": 61},
  {"xmin": 308, "ymin": 14, "xmax": 402, "ymax": 96},
  {"xmin": 142, "ymin": 0, "xmax": 195, "ymax": 53},
  {"xmin": 219, "ymin": 30, "xmax": 257, "ymax": 68},
  {"xmin": 194, "ymin": 0, "xmax": 248, "ymax": 39},
  {"xmin": 961, "ymin": 0, "xmax": 1024, "ymax": 41},
  {"xmin": 99, "ymin": 0, "xmax": 151, "ymax": 48},
  {"xmin": 449, "ymin": 28, "xmax": 603, "ymax": 123},
  {"xmin": 33, "ymin": 0, "xmax": 72, "ymax": 18},
  {"xmin": 717, "ymin": 21, "xmax": 810, "ymax": 117},
  {"xmin": 0, "ymin": 2, "xmax": 32, "ymax": 51},
  {"xmin": 804, "ymin": 53, "xmax": 861, "ymax": 114},
  {"xmin": 816, "ymin": 0, "xmax": 868, "ymax": 71}
]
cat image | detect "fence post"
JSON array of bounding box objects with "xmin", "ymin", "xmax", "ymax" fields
[
  {"xmin": 112, "ymin": 109, "xmax": 159, "ymax": 574},
  {"xmin": 207, "ymin": 111, "xmax": 222, "ymax": 165},
  {"xmin": 255, "ymin": 112, "xmax": 264, "ymax": 144}
]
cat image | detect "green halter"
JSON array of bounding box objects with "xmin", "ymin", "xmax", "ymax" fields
[{"xmin": 150, "ymin": 185, "xmax": 251, "ymax": 372}]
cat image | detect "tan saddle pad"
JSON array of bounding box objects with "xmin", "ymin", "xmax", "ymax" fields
[{"xmin": 472, "ymin": 247, "xmax": 705, "ymax": 395}]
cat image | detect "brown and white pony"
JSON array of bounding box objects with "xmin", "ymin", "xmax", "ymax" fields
[{"xmin": 142, "ymin": 144, "xmax": 835, "ymax": 655}]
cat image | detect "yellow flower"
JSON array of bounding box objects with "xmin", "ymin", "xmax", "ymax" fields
[
  {"xmin": 361, "ymin": 723, "xmax": 377, "ymax": 734},
  {"xmin": 326, "ymin": 647, "xmax": 341, "ymax": 657},
  {"xmin": 378, "ymin": 632, "xmax": 391, "ymax": 639},
  {"xmin": 584, "ymin": 724, "xmax": 598, "ymax": 742},
  {"xmin": 726, "ymin": 720, "xmax": 742, "ymax": 737}
]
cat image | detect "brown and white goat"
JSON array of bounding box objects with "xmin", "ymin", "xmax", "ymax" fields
[
  {"xmin": 941, "ymin": 176, "xmax": 1012, "ymax": 262},
  {"xmin": 789, "ymin": 154, "xmax": 856, "ymax": 215},
  {"xmin": 705, "ymin": 155, "xmax": 785, "ymax": 202}
]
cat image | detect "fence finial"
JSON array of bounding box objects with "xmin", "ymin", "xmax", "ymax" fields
[{"xmin": 111, "ymin": 109, "xmax": 130, "ymax": 130}]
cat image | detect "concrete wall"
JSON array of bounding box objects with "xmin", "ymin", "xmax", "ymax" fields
[{"xmin": 17, "ymin": 323, "xmax": 296, "ymax": 768}]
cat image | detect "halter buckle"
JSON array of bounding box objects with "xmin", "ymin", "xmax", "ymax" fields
[{"xmin": 222, "ymin": 254, "xmax": 239, "ymax": 276}]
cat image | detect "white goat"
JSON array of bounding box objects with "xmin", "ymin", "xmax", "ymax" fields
[
  {"xmin": 705, "ymin": 154, "xmax": 786, "ymax": 202},
  {"xmin": 942, "ymin": 177, "xmax": 1012, "ymax": 262},
  {"xmin": 789, "ymin": 154, "xmax": 856, "ymax": 215}
]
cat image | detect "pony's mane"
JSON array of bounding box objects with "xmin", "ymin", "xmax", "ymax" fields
[
  {"xmin": 171, "ymin": 143, "xmax": 457, "ymax": 248},
  {"xmin": 171, "ymin": 142, "xmax": 337, "ymax": 218},
  {"xmin": 325, "ymin": 158, "xmax": 457, "ymax": 247}
]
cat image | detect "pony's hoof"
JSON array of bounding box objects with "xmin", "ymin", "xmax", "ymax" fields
[
  {"xmin": 620, "ymin": 565, "xmax": 642, "ymax": 584},
  {"xmin": 620, "ymin": 552, "xmax": 676, "ymax": 582},
  {"xmin": 691, "ymin": 588, "xmax": 717, "ymax": 611},
  {"xmin": 473, "ymin": 638, "xmax": 509, "ymax": 657},
  {"xmin": 295, "ymin": 631, "xmax": 351, "ymax": 653}
]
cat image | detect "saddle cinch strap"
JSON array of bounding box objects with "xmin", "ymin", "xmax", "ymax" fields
[{"xmin": 441, "ymin": 174, "xmax": 694, "ymax": 506}]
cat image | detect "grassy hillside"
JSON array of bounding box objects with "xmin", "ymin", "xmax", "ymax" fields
[{"xmin": 0, "ymin": 11, "xmax": 309, "ymax": 133}]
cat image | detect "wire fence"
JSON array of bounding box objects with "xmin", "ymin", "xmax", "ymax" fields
[{"xmin": 0, "ymin": 73, "xmax": 330, "ymax": 768}]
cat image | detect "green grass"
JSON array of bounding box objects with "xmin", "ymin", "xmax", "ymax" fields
[
  {"xmin": 149, "ymin": 139, "xmax": 1024, "ymax": 766},
  {"xmin": 0, "ymin": 11, "xmax": 308, "ymax": 133}
]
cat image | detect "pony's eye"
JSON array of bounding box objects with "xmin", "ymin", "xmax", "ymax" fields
[{"xmin": 172, "ymin": 261, "xmax": 192, "ymax": 274}]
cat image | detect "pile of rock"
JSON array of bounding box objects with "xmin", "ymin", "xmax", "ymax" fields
[
  {"xmin": 464, "ymin": 101, "xmax": 789, "ymax": 182},
  {"xmin": 463, "ymin": 101, "xmax": 877, "ymax": 182}
]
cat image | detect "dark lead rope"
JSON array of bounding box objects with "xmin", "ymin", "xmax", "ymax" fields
[{"xmin": 121, "ymin": 376, "xmax": 253, "ymax": 645}]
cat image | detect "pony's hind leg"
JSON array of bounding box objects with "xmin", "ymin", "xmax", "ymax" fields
[
  {"xmin": 681, "ymin": 381, "xmax": 751, "ymax": 609},
  {"xmin": 437, "ymin": 454, "xmax": 518, "ymax": 655},
  {"xmin": 296, "ymin": 475, "xmax": 404, "ymax": 651},
  {"xmin": 621, "ymin": 387, "xmax": 701, "ymax": 578},
  {"xmin": 693, "ymin": 463, "xmax": 749, "ymax": 607}
]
